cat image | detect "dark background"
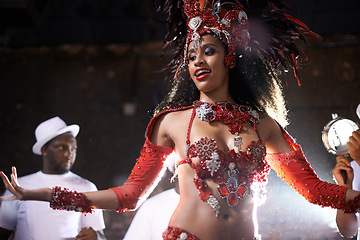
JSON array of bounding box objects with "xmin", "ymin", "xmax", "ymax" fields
[
  {"xmin": 0, "ymin": 0, "xmax": 360, "ymax": 46},
  {"xmin": 0, "ymin": 0, "xmax": 360, "ymax": 239}
]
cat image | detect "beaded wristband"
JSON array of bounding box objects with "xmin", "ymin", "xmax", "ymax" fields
[
  {"xmin": 50, "ymin": 186, "xmax": 93, "ymax": 214},
  {"xmin": 342, "ymin": 193, "xmax": 360, "ymax": 213}
]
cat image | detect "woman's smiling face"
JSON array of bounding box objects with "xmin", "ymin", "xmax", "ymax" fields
[{"xmin": 187, "ymin": 34, "xmax": 230, "ymax": 99}]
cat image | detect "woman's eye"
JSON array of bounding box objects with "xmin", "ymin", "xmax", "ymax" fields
[
  {"xmin": 188, "ymin": 53, "xmax": 196, "ymax": 61},
  {"xmin": 205, "ymin": 48, "xmax": 215, "ymax": 56}
]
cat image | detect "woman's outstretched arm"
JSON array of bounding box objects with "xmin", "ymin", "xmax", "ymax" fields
[
  {"xmin": 0, "ymin": 166, "xmax": 120, "ymax": 210},
  {"xmin": 259, "ymin": 116, "xmax": 360, "ymax": 212},
  {"xmin": 0, "ymin": 167, "xmax": 52, "ymax": 202}
]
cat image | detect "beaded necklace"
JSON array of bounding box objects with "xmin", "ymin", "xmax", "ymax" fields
[{"xmin": 193, "ymin": 101, "xmax": 260, "ymax": 152}]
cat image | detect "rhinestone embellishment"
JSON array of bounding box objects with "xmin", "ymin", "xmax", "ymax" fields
[
  {"xmin": 205, "ymin": 152, "xmax": 221, "ymax": 176},
  {"xmin": 217, "ymin": 162, "xmax": 249, "ymax": 207},
  {"xmin": 196, "ymin": 103, "xmax": 215, "ymax": 122},
  {"xmin": 179, "ymin": 232, "xmax": 188, "ymax": 240},
  {"xmin": 188, "ymin": 16, "xmax": 202, "ymax": 30},
  {"xmin": 207, "ymin": 195, "xmax": 220, "ymax": 217}
]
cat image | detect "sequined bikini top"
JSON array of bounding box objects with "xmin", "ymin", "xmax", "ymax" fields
[{"xmin": 178, "ymin": 101, "xmax": 271, "ymax": 217}]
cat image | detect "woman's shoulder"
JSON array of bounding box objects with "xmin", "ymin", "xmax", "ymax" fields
[
  {"xmin": 163, "ymin": 106, "xmax": 193, "ymax": 119},
  {"xmin": 257, "ymin": 112, "xmax": 297, "ymax": 153},
  {"xmin": 154, "ymin": 105, "xmax": 193, "ymax": 116},
  {"xmin": 146, "ymin": 105, "xmax": 193, "ymax": 147},
  {"xmin": 152, "ymin": 105, "xmax": 193, "ymax": 125},
  {"xmin": 257, "ymin": 113, "xmax": 283, "ymax": 141}
]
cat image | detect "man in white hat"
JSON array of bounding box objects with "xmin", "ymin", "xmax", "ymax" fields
[{"xmin": 0, "ymin": 116, "xmax": 106, "ymax": 240}]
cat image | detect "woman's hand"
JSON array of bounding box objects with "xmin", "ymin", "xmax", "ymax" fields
[
  {"xmin": 0, "ymin": 166, "xmax": 53, "ymax": 202},
  {"xmin": 0, "ymin": 166, "xmax": 26, "ymax": 200},
  {"xmin": 348, "ymin": 129, "xmax": 360, "ymax": 163},
  {"xmin": 332, "ymin": 156, "xmax": 353, "ymax": 188}
]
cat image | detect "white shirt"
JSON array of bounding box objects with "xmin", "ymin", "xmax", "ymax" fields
[
  {"xmin": 350, "ymin": 161, "xmax": 360, "ymax": 240},
  {"xmin": 124, "ymin": 188, "xmax": 180, "ymax": 240},
  {"xmin": 351, "ymin": 160, "xmax": 360, "ymax": 191},
  {"xmin": 0, "ymin": 171, "xmax": 105, "ymax": 240}
]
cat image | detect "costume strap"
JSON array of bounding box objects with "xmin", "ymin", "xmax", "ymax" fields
[
  {"xmin": 50, "ymin": 186, "xmax": 93, "ymax": 214},
  {"xmin": 171, "ymin": 107, "xmax": 197, "ymax": 182},
  {"xmin": 186, "ymin": 107, "xmax": 197, "ymax": 147}
]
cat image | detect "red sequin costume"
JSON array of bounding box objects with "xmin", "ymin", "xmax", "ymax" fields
[
  {"xmin": 178, "ymin": 101, "xmax": 270, "ymax": 217},
  {"xmin": 110, "ymin": 102, "xmax": 347, "ymax": 215}
]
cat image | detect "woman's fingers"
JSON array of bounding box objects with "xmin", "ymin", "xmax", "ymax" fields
[
  {"xmin": 0, "ymin": 171, "xmax": 17, "ymax": 200},
  {"xmin": 11, "ymin": 166, "xmax": 20, "ymax": 188},
  {"xmin": 12, "ymin": 166, "xmax": 17, "ymax": 181},
  {"xmin": 333, "ymin": 156, "xmax": 354, "ymax": 186},
  {"xmin": 0, "ymin": 171, "xmax": 12, "ymax": 189},
  {"xmin": 336, "ymin": 156, "xmax": 351, "ymax": 167},
  {"xmin": 0, "ymin": 168, "xmax": 23, "ymax": 200},
  {"xmin": 348, "ymin": 130, "xmax": 360, "ymax": 161}
]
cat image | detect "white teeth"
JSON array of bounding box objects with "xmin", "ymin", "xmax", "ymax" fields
[{"xmin": 196, "ymin": 69, "xmax": 210, "ymax": 76}]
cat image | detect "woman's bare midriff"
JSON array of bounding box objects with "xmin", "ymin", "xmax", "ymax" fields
[{"xmin": 168, "ymin": 164, "xmax": 258, "ymax": 240}]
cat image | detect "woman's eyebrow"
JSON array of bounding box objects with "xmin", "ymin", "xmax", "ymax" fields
[{"xmin": 188, "ymin": 43, "xmax": 219, "ymax": 53}]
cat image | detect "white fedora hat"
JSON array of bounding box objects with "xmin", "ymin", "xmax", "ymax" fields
[{"xmin": 32, "ymin": 116, "xmax": 80, "ymax": 155}]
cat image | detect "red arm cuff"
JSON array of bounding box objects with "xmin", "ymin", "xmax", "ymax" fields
[
  {"xmin": 110, "ymin": 139, "xmax": 172, "ymax": 212},
  {"xmin": 266, "ymin": 127, "xmax": 347, "ymax": 209},
  {"xmin": 109, "ymin": 108, "xmax": 179, "ymax": 212}
]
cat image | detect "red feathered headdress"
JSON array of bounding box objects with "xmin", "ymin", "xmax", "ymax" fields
[{"xmin": 154, "ymin": 0, "xmax": 321, "ymax": 85}]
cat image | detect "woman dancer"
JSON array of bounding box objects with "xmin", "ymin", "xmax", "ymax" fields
[{"xmin": 2, "ymin": 1, "xmax": 360, "ymax": 239}]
